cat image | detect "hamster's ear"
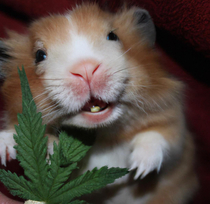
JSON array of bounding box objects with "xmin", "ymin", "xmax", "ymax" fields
[
  {"xmin": 0, "ymin": 40, "xmax": 12, "ymax": 79},
  {"xmin": 133, "ymin": 8, "xmax": 156, "ymax": 47}
]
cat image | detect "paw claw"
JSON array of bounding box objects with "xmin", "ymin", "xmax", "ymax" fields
[
  {"xmin": 8, "ymin": 145, "xmax": 17, "ymax": 159},
  {"xmin": 134, "ymin": 164, "xmax": 143, "ymax": 180},
  {"xmin": 129, "ymin": 162, "xmax": 137, "ymax": 171},
  {"xmin": 47, "ymin": 134, "xmax": 59, "ymax": 156},
  {"xmin": 0, "ymin": 130, "xmax": 17, "ymax": 166},
  {"xmin": 1, "ymin": 151, "xmax": 6, "ymax": 166},
  {"xmin": 140, "ymin": 168, "xmax": 151, "ymax": 179}
]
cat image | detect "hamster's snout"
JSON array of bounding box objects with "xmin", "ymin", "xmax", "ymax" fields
[
  {"xmin": 70, "ymin": 59, "xmax": 100, "ymax": 83},
  {"xmin": 66, "ymin": 57, "xmax": 113, "ymax": 103}
]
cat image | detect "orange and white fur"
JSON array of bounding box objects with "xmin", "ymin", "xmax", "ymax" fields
[{"xmin": 0, "ymin": 4, "xmax": 198, "ymax": 204}]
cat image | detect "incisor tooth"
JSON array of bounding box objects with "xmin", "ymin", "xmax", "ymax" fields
[{"xmin": 91, "ymin": 106, "xmax": 100, "ymax": 113}]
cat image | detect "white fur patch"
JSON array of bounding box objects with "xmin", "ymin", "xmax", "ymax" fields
[
  {"xmin": 69, "ymin": 34, "xmax": 97, "ymax": 63},
  {"xmin": 80, "ymin": 142, "xmax": 130, "ymax": 184},
  {"xmin": 129, "ymin": 131, "xmax": 169, "ymax": 179},
  {"xmin": 0, "ymin": 129, "xmax": 17, "ymax": 166}
]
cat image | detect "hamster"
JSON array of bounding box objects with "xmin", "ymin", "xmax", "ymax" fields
[{"xmin": 0, "ymin": 4, "xmax": 198, "ymax": 204}]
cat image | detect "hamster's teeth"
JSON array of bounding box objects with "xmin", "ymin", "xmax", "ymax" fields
[{"xmin": 91, "ymin": 106, "xmax": 101, "ymax": 113}]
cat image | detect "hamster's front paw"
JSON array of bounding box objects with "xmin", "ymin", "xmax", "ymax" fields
[
  {"xmin": 129, "ymin": 131, "xmax": 168, "ymax": 179},
  {"xmin": 0, "ymin": 130, "xmax": 17, "ymax": 166}
]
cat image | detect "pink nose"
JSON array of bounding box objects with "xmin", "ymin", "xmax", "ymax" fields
[{"xmin": 70, "ymin": 60, "xmax": 100, "ymax": 82}]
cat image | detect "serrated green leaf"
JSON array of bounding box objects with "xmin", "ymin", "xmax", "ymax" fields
[
  {"xmin": 59, "ymin": 132, "xmax": 91, "ymax": 166},
  {"xmin": 45, "ymin": 142, "xmax": 78, "ymax": 200},
  {"xmin": 14, "ymin": 124, "xmax": 48, "ymax": 183},
  {"xmin": 0, "ymin": 169, "xmax": 40, "ymax": 200},
  {"xmin": 49, "ymin": 166, "xmax": 128, "ymax": 204},
  {"xmin": 14, "ymin": 124, "xmax": 32, "ymax": 146},
  {"xmin": 12, "ymin": 67, "xmax": 49, "ymax": 199}
]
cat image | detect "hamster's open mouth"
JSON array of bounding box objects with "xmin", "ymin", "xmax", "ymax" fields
[
  {"xmin": 80, "ymin": 97, "xmax": 113, "ymax": 123},
  {"xmin": 81, "ymin": 97, "xmax": 109, "ymax": 113}
]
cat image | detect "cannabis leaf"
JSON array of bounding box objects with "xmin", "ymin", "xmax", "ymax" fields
[
  {"xmin": 0, "ymin": 66, "xmax": 128, "ymax": 203},
  {"xmin": 50, "ymin": 166, "xmax": 128, "ymax": 204}
]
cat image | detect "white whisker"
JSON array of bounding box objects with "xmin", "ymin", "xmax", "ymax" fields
[
  {"xmin": 42, "ymin": 103, "xmax": 61, "ymax": 119},
  {"xmin": 31, "ymin": 90, "xmax": 49, "ymax": 104},
  {"xmin": 41, "ymin": 101, "xmax": 59, "ymax": 113}
]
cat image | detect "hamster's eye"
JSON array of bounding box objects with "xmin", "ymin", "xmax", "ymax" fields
[
  {"xmin": 107, "ymin": 31, "xmax": 119, "ymax": 41},
  {"xmin": 35, "ymin": 49, "xmax": 46, "ymax": 63}
]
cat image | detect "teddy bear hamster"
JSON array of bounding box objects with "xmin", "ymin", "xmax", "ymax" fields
[{"xmin": 0, "ymin": 4, "xmax": 198, "ymax": 204}]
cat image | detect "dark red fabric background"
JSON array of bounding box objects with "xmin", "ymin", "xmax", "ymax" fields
[{"xmin": 0, "ymin": 0, "xmax": 210, "ymax": 203}]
